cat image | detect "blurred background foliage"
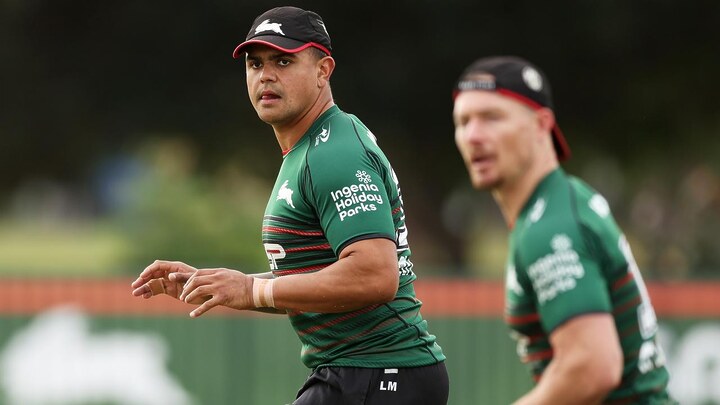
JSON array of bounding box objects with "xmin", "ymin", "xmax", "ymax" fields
[{"xmin": 1, "ymin": 0, "xmax": 718, "ymax": 279}]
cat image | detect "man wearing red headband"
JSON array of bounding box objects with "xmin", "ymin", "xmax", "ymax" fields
[{"xmin": 453, "ymin": 55, "xmax": 675, "ymax": 404}]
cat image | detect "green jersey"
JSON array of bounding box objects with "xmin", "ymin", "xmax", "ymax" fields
[
  {"xmin": 505, "ymin": 168, "xmax": 673, "ymax": 403},
  {"xmin": 262, "ymin": 105, "xmax": 445, "ymax": 369}
]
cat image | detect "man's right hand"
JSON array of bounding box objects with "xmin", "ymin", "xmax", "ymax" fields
[{"xmin": 131, "ymin": 260, "xmax": 200, "ymax": 303}]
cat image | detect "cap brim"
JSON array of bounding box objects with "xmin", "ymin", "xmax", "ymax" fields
[
  {"xmin": 551, "ymin": 124, "xmax": 571, "ymax": 161},
  {"xmin": 233, "ymin": 36, "xmax": 314, "ymax": 59}
]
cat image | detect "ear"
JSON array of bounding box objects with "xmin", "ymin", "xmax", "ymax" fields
[
  {"xmin": 317, "ymin": 56, "xmax": 336, "ymax": 87},
  {"xmin": 536, "ymin": 107, "xmax": 556, "ymax": 137}
]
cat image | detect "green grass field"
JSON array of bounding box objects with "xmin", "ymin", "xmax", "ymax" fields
[{"xmin": 0, "ymin": 220, "xmax": 129, "ymax": 276}]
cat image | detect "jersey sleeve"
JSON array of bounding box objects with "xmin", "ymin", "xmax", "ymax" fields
[
  {"xmin": 518, "ymin": 223, "xmax": 613, "ymax": 333},
  {"xmin": 303, "ymin": 121, "xmax": 395, "ymax": 255}
]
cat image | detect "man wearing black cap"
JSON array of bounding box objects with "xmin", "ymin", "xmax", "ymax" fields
[
  {"xmin": 452, "ymin": 56, "xmax": 676, "ymax": 404},
  {"xmin": 131, "ymin": 6, "xmax": 448, "ymax": 405}
]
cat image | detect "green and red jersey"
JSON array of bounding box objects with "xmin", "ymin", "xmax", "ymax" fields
[
  {"xmin": 262, "ymin": 105, "xmax": 445, "ymax": 369},
  {"xmin": 505, "ymin": 168, "xmax": 674, "ymax": 403}
]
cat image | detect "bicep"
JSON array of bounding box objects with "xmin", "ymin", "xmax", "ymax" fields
[
  {"xmin": 338, "ymin": 237, "xmax": 396, "ymax": 263},
  {"xmin": 338, "ymin": 238, "xmax": 399, "ymax": 295},
  {"xmin": 550, "ymin": 313, "xmax": 623, "ymax": 377}
]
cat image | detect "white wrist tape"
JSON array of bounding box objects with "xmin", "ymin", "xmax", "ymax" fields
[{"xmin": 252, "ymin": 278, "xmax": 276, "ymax": 308}]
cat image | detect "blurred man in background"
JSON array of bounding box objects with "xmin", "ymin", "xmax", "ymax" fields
[
  {"xmin": 452, "ymin": 55, "xmax": 676, "ymax": 404},
  {"xmin": 131, "ymin": 6, "xmax": 448, "ymax": 405}
]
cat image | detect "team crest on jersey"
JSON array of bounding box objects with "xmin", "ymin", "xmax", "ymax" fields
[{"xmin": 277, "ymin": 180, "xmax": 295, "ymax": 208}]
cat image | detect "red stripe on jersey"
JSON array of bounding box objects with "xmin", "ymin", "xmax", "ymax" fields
[
  {"xmin": 296, "ymin": 304, "xmax": 380, "ymax": 336},
  {"xmin": 304, "ymin": 327, "xmax": 375, "ymax": 356},
  {"xmin": 391, "ymin": 207, "xmax": 402, "ymax": 215},
  {"xmin": 505, "ymin": 312, "xmax": 540, "ymax": 325},
  {"xmin": 301, "ymin": 314, "xmax": 395, "ymax": 356},
  {"xmin": 612, "ymin": 272, "xmax": 634, "ymax": 291},
  {"xmin": 262, "ymin": 226, "xmax": 324, "ymax": 236},
  {"xmin": 602, "ymin": 387, "xmax": 670, "ymax": 405},
  {"xmin": 613, "ymin": 296, "xmax": 642, "ymax": 316},
  {"xmin": 522, "ymin": 348, "xmax": 554, "ymax": 363},
  {"xmin": 274, "ymin": 265, "xmax": 326, "ymax": 276},
  {"xmin": 526, "ymin": 333, "xmax": 547, "ymax": 344},
  {"xmin": 618, "ymin": 323, "xmax": 640, "ymax": 340},
  {"xmin": 285, "ymin": 244, "xmax": 332, "ymax": 253}
]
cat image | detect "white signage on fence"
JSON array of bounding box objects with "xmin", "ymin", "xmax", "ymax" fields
[
  {"xmin": 0, "ymin": 306, "xmax": 194, "ymax": 405},
  {"xmin": 659, "ymin": 323, "xmax": 720, "ymax": 405}
]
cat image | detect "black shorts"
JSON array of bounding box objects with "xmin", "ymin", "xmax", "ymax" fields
[{"xmin": 292, "ymin": 361, "xmax": 449, "ymax": 405}]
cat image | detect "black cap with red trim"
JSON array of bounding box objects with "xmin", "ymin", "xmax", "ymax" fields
[
  {"xmin": 233, "ymin": 6, "xmax": 332, "ymax": 59},
  {"xmin": 454, "ymin": 56, "xmax": 571, "ymax": 161}
]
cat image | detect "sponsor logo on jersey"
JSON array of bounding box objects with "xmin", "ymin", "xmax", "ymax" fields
[
  {"xmin": 509, "ymin": 330, "xmax": 530, "ymax": 358},
  {"xmin": 330, "ymin": 170, "xmax": 383, "ymax": 221},
  {"xmin": 356, "ymin": 170, "xmax": 371, "ymax": 184},
  {"xmin": 397, "ymin": 255, "xmax": 414, "ymax": 276},
  {"xmin": 314, "ymin": 125, "xmax": 330, "ymax": 146},
  {"xmin": 506, "ymin": 265, "xmax": 525, "ymax": 295},
  {"xmin": 528, "ymin": 198, "xmax": 546, "ymax": 223},
  {"xmin": 638, "ymin": 338, "xmax": 666, "ymax": 374},
  {"xmin": 527, "ymin": 234, "xmax": 585, "ymax": 304},
  {"xmin": 255, "ymin": 19, "xmax": 284, "ymax": 35},
  {"xmin": 264, "ymin": 243, "xmax": 286, "ymax": 270},
  {"xmin": 618, "ymin": 234, "xmax": 659, "ymax": 339},
  {"xmin": 277, "ymin": 180, "xmax": 295, "ymax": 208}
]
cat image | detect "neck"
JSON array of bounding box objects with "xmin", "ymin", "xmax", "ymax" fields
[
  {"xmin": 493, "ymin": 157, "xmax": 558, "ymax": 229},
  {"xmin": 274, "ymin": 93, "xmax": 334, "ymax": 152}
]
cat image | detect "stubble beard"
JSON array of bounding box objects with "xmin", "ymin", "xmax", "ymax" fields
[
  {"xmin": 472, "ymin": 175, "xmax": 502, "ymax": 192},
  {"xmin": 468, "ymin": 162, "xmax": 502, "ymax": 191}
]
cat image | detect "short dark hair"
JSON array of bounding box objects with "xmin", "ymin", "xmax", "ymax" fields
[{"xmin": 309, "ymin": 47, "xmax": 329, "ymax": 60}]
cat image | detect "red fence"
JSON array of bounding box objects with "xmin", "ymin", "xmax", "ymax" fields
[{"xmin": 1, "ymin": 278, "xmax": 717, "ymax": 317}]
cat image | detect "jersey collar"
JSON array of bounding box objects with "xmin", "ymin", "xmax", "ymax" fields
[
  {"xmin": 517, "ymin": 167, "xmax": 566, "ymax": 225},
  {"xmin": 282, "ymin": 105, "xmax": 342, "ymax": 157}
]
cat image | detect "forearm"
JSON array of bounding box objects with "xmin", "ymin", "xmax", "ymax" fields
[
  {"xmin": 271, "ymin": 245, "xmax": 398, "ymax": 313},
  {"xmin": 173, "ymin": 239, "xmax": 398, "ymax": 317},
  {"xmin": 513, "ymin": 360, "xmax": 607, "ymax": 405},
  {"xmin": 514, "ymin": 315, "xmax": 622, "ymax": 405},
  {"xmin": 247, "ymin": 272, "xmax": 286, "ymax": 314},
  {"xmin": 248, "ymin": 269, "xmax": 376, "ymax": 313}
]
